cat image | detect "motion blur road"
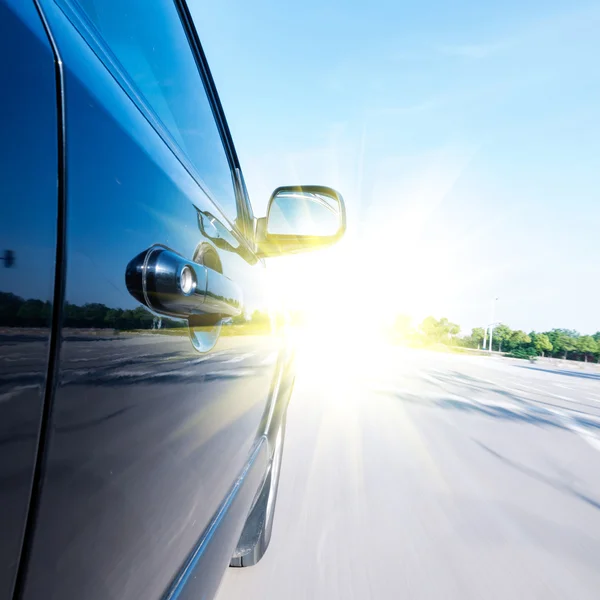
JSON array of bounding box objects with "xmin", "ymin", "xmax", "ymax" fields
[{"xmin": 218, "ymin": 343, "xmax": 600, "ymax": 600}]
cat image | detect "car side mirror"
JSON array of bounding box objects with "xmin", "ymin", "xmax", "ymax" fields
[{"xmin": 256, "ymin": 186, "xmax": 346, "ymax": 257}]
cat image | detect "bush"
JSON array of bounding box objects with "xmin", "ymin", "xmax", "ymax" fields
[{"xmin": 507, "ymin": 347, "xmax": 537, "ymax": 359}]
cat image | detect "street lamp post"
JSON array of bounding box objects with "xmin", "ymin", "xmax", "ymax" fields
[{"xmin": 488, "ymin": 297, "xmax": 498, "ymax": 352}]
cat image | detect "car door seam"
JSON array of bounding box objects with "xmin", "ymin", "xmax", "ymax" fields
[{"xmin": 12, "ymin": 1, "xmax": 68, "ymax": 598}]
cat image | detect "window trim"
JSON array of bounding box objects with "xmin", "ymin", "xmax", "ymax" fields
[
  {"xmin": 54, "ymin": 0, "xmax": 256, "ymax": 247},
  {"xmin": 173, "ymin": 0, "xmax": 255, "ymax": 243}
]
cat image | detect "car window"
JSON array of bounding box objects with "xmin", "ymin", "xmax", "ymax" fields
[{"xmin": 73, "ymin": 0, "xmax": 239, "ymax": 223}]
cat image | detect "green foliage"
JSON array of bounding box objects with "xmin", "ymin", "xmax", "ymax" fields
[
  {"xmin": 530, "ymin": 332, "xmax": 552, "ymax": 356},
  {"xmin": 420, "ymin": 316, "xmax": 439, "ymax": 338},
  {"xmin": 507, "ymin": 346, "xmax": 537, "ymax": 359},
  {"xmin": 577, "ymin": 335, "xmax": 598, "ymax": 362},
  {"xmin": 390, "ymin": 311, "xmax": 600, "ymax": 363},
  {"xmin": 470, "ymin": 327, "xmax": 485, "ymax": 346},
  {"xmin": 505, "ymin": 329, "xmax": 530, "ymax": 351},
  {"xmin": 459, "ymin": 327, "xmax": 487, "ymax": 349},
  {"xmin": 16, "ymin": 299, "xmax": 51, "ymax": 327},
  {"xmin": 250, "ymin": 310, "xmax": 270, "ymax": 325},
  {"xmin": 420, "ymin": 316, "xmax": 460, "ymax": 344},
  {"xmin": 448, "ymin": 322, "xmax": 460, "ymax": 337},
  {"xmin": 0, "ymin": 292, "xmax": 180, "ymax": 330},
  {"xmin": 231, "ymin": 312, "xmax": 248, "ymax": 326},
  {"xmin": 0, "ymin": 292, "xmax": 23, "ymax": 323},
  {"xmin": 492, "ymin": 324, "xmax": 512, "ymax": 351},
  {"xmin": 389, "ymin": 314, "xmax": 417, "ymax": 344},
  {"xmin": 548, "ymin": 329, "xmax": 578, "ymax": 359}
]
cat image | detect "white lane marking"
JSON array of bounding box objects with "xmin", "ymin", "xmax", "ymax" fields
[
  {"xmin": 570, "ymin": 424, "xmax": 600, "ymax": 452},
  {"xmin": 221, "ymin": 352, "xmax": 254, "ymax": 364},
  {"xmin": 186, "ymin": 356, "xmax": 212, "ymax": 365},
  {"xmin": 204, "ymin": 369, "xmax": 255, "ymax": 378},
  {"xmin": 450, "ymin": 373, "xmax": 582, "ymax": 407},
  {"xmin": 507, "ymin": 383, "xmax": 577, "ymax": 403},
  {"xmin": 556, "ymin": 383, "xmax": 577, "ymax": 391},
  {"xmin": 261, "ymin": 351, "xmax": 278, "ymax": 366},
  {"xmin": 431, "ymin": 370, "xmax": 600, "ymax": 453},
  {"xmin": 534, "ymin": 404, "xmax": 600, "ymax": 452},
  {"xmin": 506, "ymin": 387, "xmax": 526, "ymax": 395}
]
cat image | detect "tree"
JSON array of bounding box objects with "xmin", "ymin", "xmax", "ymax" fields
[
  {"xmin": 0, "ymin": 292, "xmax": 24, "ymax": 325},
  {"xmin": 104, "ymin": 308, "xmax": 123, "ymax": 328},
  {"xmin": 506, "ymin": 330, "xmax": 531, "ymax": 351},
  {"xmin": 420, "ymin": 316, "xmax": 439, "ymax": 340},
  {"xmin": 448, "ymin": 321, "xmax": 460, "ymax": 344},
  {"xmin": 80, "ymin": 303, "xmax": 109, "ymax": 326},
  {"xmin": 250, "ymin": 310, "xmax": 271, "ymax": 332},
  {"xmin": 561, "ymin": 335, "xmax": 578, "ymax": 360},
  {"xmin": 577, "ymin": 336, "xmax": 598, "ymax": 363},
  {"xmin": 492, "ymin": 324, "xmax": 512, "ymax": 352},
  {"xmin": 420, "ymin": 316, "xmax": 460, "ymax": 344},
  {"xmin": 231, "ymin": 312, "xmax": 247, "ymax": 326},
  {"xmin": 251, "ymin": 310, "xmax": 270, "ymax": 324},
  {"xmin": 543, "ymin": 328, "xmax": 579, "ymax": 359},
  {"xmin": 593, "ymin": 332, "xmax": 600, "ymax": 360},
  {"xmin": 17, "ymin": 299, "xmax": 51, "ymax": 327},
  {"xmin": 553, "ymin": 332, "xmax": 578, "ymax": 359},
  {"xmin": 470, "ymin": 327, "xmax": 486, "ymax": 349},
  {"xmin": 531, "ymin": 332, "xmax": 552, "ymax": 356}
]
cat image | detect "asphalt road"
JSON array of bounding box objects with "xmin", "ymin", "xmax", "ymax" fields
[{"xmin": 217, "ymin": 344, "xmax": 600, "ymax": 600}]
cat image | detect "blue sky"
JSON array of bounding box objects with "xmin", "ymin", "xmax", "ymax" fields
[{"xmin": 192, "ymin": 0, "xmax": 600, "ymax": 334}]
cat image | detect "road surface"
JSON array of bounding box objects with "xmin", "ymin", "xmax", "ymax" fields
[{"xmin": 217, "ymin": 344, "xmax": 600, "ymax": 600}]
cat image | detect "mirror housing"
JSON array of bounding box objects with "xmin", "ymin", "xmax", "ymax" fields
[{"xmin": 256, "ymin": 185, "xmax": 346, "ymax": 258}]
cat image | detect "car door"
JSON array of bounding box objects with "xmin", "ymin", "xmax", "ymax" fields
[
  {"xmin": 0, "ymin": 1, "xmax": 59, "ymax": 598},
  {"xmin": 20, "ymin": 1, "xmax": 284, "ymax": 599}
]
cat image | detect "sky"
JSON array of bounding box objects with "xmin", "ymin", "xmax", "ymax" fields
[{"xmin": 191, "ymin": 0, "xmax": 600, "ymax": 335}]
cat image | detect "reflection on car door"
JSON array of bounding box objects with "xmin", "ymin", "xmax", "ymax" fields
[
  {"xmin": 0, "ymin": 1, "xmax": 59, "ymax": 598},
  {"xmin": 22, "ymin": 1, "xmax": 282, "ymax": 598}
]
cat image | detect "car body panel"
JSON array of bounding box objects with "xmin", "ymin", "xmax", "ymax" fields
[
  {"xmin": 0, "ymin": 0, "xmax": 59, "ymax": 597},
  {"xmin": 17, "ymin": 1, "xmax": 289, "ymax": 599}
]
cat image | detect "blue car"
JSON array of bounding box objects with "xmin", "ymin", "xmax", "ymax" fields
[{"xmin": 0, "ymin": 1, "xmax": 345, "ymax": 598}]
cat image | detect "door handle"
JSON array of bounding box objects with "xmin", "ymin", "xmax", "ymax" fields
[{"xmin": 125, "ymin": 245, "xmax": 242, "ymax": 318}]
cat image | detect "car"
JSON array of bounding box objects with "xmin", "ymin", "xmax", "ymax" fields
[{"xmin": 0, "ymin": 1, "xmax": 345, "ymax": 599}]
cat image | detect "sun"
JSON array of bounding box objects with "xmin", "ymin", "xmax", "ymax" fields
[
  {"xmin": 266, "ymin": 240, "xmax": 384, "ymax": 347},
  {"xmin": 266, "ymin": 225, "xmax": 462, "ymax": 350}
]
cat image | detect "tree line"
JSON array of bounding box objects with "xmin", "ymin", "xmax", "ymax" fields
[
  {"xmin": 393, "ymin": 314, "xmax": 600, "ymax": 363},
  {"xmin": 0, "ymin": 292, "xmax": 180, "ymax": 329},
  {"xmin": 0, "ymin": 292, "xmax": 272, "ymax": 331},
  {"xmin": 463, "ymin": 325, "xmax": 600, "ymax": 362}
]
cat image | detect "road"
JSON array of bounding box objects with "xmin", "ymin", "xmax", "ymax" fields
[{"xmin": 217, "ymin": 343, "xmax": 600, "ymax": 600}]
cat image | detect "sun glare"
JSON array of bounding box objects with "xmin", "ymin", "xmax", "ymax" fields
[{"xmin": 267, "ymin": 231, "xmax": 460, "ymax": 350}]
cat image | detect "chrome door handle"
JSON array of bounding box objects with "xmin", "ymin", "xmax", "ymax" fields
[{"xmin": 125, "ymin": 245, "xmax": 242, "ymax": 318}]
